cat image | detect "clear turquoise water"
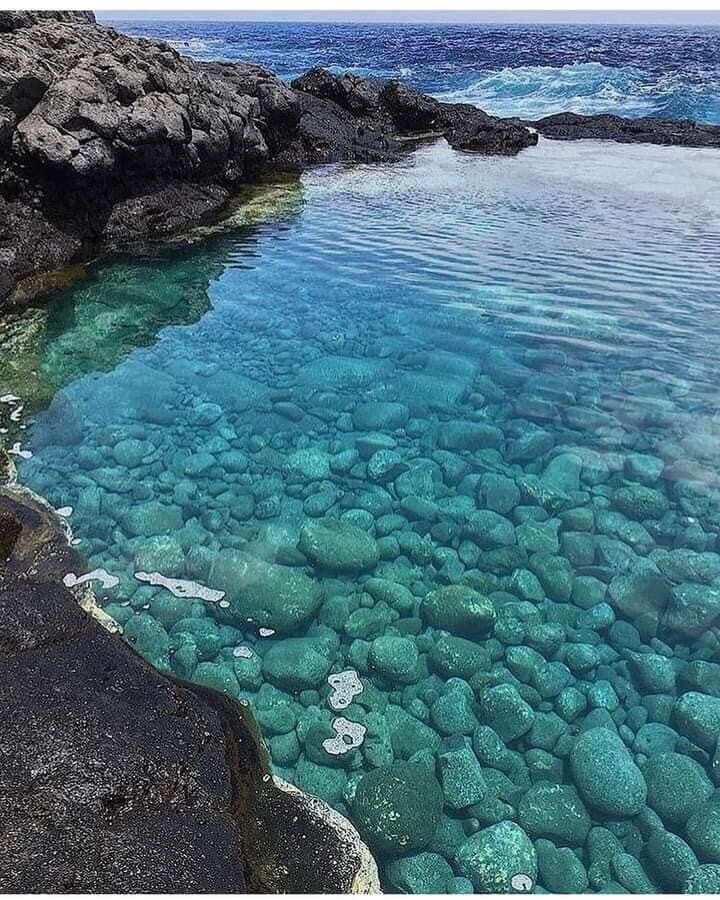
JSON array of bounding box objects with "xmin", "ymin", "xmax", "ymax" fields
[{"xmin": 7, "ymin": 138, "xmax": 720, "ymax": 892}]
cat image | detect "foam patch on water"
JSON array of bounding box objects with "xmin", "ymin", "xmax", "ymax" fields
[
  {"xmin": 64, "ymin": 568, "xmax": 119, "ymax": 590},
  {"xmin": 8, "ymin": 443, "xmax": 32, "ymax": 460},
  {"xmin": 134, "ymin": 571, "xmax": 226, "ymax": 604},
  {"xmin": 322, "ymin": 717, "xmax": 367, "ymax": 756},
  {"xmin": 328, "ymin": 670, "xmax": 364, "ymax": 710}
]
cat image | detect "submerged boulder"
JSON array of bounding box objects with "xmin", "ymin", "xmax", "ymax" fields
[
  {"xmin": 569, "ymin": 727, "xmax": 646, "ymax": 817},
  {"xmin": 210, "ymin": 549, "xmax": 322, "ymax": 634},
  {"xmin": 298, "ymin": 519, "xmax": 379, "ymax": 573},
  {"xmin": 454, "ymin": 821, "xmax": 537, "ymax": 892},
  {"xmin": 421, "ymin": 584, "xmax": 496, "ymax": 636},
  {"xmin": 351, "ymin": 762, "xmax": 443, "ymax": 856}
]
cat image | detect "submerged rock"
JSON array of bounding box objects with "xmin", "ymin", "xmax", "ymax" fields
[
  {"xmin": 298, "ymin": 519, "xmax": 379, "ymax": 573},
  {"xmin": 454, "ymin": 821, "xmax": 537, "ymax": 892},
  {"xmin": 569, "ymin": 727, "xmax": 647, "ymax": 817},
  {"xmin": 351, "ymin": 762, "xmax": 443, "ymax": 856},
  {"xmin": 421, "ymin": 584, "xmax": 496, "ymax": 636},
  {"xmin": 210, "ymin": 549, "xmax": 323, "ymax": 634}
]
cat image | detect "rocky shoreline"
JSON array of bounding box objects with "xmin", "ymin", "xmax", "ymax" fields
[
  {"xmin": 2, "ymin": 11, "xmax": 720, "ymax": 307},
  {"xmin": 0, "ymin": 448, "xmax": 378, "ymax": 892}
]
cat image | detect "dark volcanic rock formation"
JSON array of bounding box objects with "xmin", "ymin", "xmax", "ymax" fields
[
  {"xmin": 0, "ymin": 12, "xmax": 534, "ymax": 306},
  {"xmin": 533, "ymin": 111, "xmax": 720, "ymax": 148},
  {"xmin": 0, "ymin": 456, "xmax": 378, "ymax": 893}
]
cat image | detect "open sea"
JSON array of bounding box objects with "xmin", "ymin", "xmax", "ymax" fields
[{"xmin": 4, "ymin": 18, "xmax": 720, "ymax": 894}]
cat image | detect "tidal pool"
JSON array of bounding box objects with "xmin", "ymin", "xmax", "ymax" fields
[{"xmin": 7, "ymin": 138, "xmax": 720, "ymax": 893}]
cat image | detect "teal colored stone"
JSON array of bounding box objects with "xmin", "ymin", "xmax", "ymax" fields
[
  {"xmin": 192, "ymin": 661, "xmax": 240, "ymax": 698},
  {"xmin": 438, "ymin": 420, "xmax": 503, "ymax": 452},
  {"xmin": 686, "ymin": 797, "xmax": 720, "ymax": 861},
  {"xmin": 516, "ymin": 519, "xmax": 560, "ymax": 555},
  {"xmin": 684, "ymin": 864, "xmax": 720, "ymax": 893},
  {"xmin": 369, "ymin": 635, "xmax": 419, "ymax": 681},
  {"xmin": 572, "ymin": 575, "xmax": 607, "ymax": 609},
  {"xmin": 478, "ymin": 683, "xmax": 534, "ymax": 743},
  {"xmin": 647, "ymin": 829, "xmax": 699, "ymax": 891},
  {"xmin": 421, "ymin": 584, "xmax": 495, "ymax": 636},
  {"xmin": 134, "ymin": 534, "xmax": 185, "ymax": 576},
  {"xmin": 170, "ymin": 636, "xmax": 198, "ymax": 680},
  {"xmin": 569, "ymin": 727, "xmax": 646, "ymax": 817},
  {"xmin": 345, "ymin": 606, "xmax": 392, "ymax": 640},
  {"xmin": 518, "ymin": 782, "xmax": 591, "ymax": 846},
  {"xmin": 431, "ymin": 682, "xmax": 478, "ymax": 736},
  {"xmin": 454, "ymin": 821, "xmax": 537, "ymax": 892},
  {"xmin": 364, "ymin": 576, "xmax": 415, "ymax": 613},
  {"xmin": 627, "ymin": 651, "xmax": 676, "ymax": 693},
  {"xmin": 429, "ymin": 634, "xmax": 490, "ymax": 680},
  {"xmin": 170, "ymin": 617, "xmax": 222, "ymax": 659},
  {"xmin": 555, "ymin": 686, "xmax": 587, "ymax": 722},
  {"xmin": 673, "ymin": 691, "xmax": 720, "ymax": 750},
  {"xmin": 386, "ymin": 852, "xmax": 453, "ymax": 893},
  {"xmin": 233, "ymin": 651, "xmax": 263, "ymax": 690},
  {"xmin": 352, "ymin": 401, "xmax": 409, "ymax": 431},
  {"xmin": 123, "ymin": 612, "xmax": 169, "ymax": 665},
  {"xmin": 298, "ymin": 518, "xmax": 379, "ymax": 573},
  {"xmin": 529, "ymin": 553, "xmax": 573, "ymax": 602},
  {"xmin": 268, "ymin": 730, "xmax": 300, "ymax": 766},
  {"xmin": 632, "ymin": 722, "xmax": 677, "ymax": 756},
  {"xmin": 285, "ymin": 447, "xmax": 331, "ymax": 480},
  {"xmin": 351, "ymin": 762, "xmax": 443, "ymax": 856},
  {"xmin": 122, "ymin": 500, "xmax": 183, "ymax": 537},
  {"xmin": 611, "ymin": 852, "xmax": 655, "ymax": 893},
  {"xmin": 624, "ymin": 453, "xmax": 664, "ymax": 485},
  {"xmin": 386, "ymin": 704, "xmax": 442, "ymax": 759},
  {"xmin": 262, "ymin": 638, "xmax": 334, "ymax": 692},
  {"xmin": 464, "ymin": 510, "xmax": 516, "ymax": 548},
  {"xmin": 211, "ymin": 549, "xmax": 322, "ymax": 635},
  {"xmin": 431, "ymin": 815, "xmax": 468, "ymax": 860},
  {"xmin": 112, "ymin": 437, "xmax": 148, "ymax": 468},
  {"xmin": 294, "ymin": 757, "xmax": 348, "ymax": 806},
  {"xmin": 536, "ymin": 839, "xmax": 589, "ymax": 892},
  {"xmin": 255, "ymin": 704, "xmax": 297, "ymax": 735},
  {"xmin": 560, "ymin": 530, "xmax": 596, "ymax": 566},
  {"xmin": 612, "ymin": 484, "xmax": 669, "ymax": 520},
  {"xmin": 147, "ymin": 591, "xmax": 188, "ymax": 629},
  {"xmin": 644, "ymin": 751, "xmax": 713, "ymax": 827},
  {"xmin": 542, "ymin": 452, "xmax": 582, "ymax": 493},
  {"xmin": 438, "ymin": 743, "xmax": 487, "ymax": 810},
  {"xmin": 508, "ymin": 568, "xmax": 545, "ymax": 602},
  {"xmin": 479, "ymin": 473, "xmax": 520, "ymax": 515}
]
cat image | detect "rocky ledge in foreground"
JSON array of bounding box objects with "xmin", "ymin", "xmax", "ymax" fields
[{"xmin": 0, "ymin": 451, "xmax": 378, "ymax": 893}]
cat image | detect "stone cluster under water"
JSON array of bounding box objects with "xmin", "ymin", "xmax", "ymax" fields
[{"xmin": 12, "ymin": 164, "xmax": 720, "ymax": 893}]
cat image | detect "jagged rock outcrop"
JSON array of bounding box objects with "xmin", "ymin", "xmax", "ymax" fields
[
  {"xmin": 532, "ymin": 111, "xmax": 720, "ymax": 148},
  {"xmin": 0, "ymin": 454, "xmax": 379, "ymax": 893},
  {"xmin": 0, "ymin": 12, "xmax": 535, "ymax": 306}
]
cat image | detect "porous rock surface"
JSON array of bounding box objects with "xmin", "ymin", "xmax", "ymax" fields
[{"xmin": 0, "ymin": 453, "xmax": 378, "ymax": 893}]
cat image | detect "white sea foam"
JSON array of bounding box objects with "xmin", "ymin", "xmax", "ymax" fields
[
  {"xmin": 63, "ymin": 568, "xmax": 119, "ymax": 590},
  {"xmin": 133, "ymin": 571, "xmax": 226, "ymax": 603},
  {"xmin": 328, "ymin": 670, "xmax": 364, "ymax": 710},
  {"xmin": 322, "ymin": 717, "xmax": 367, "ymax": 756}
]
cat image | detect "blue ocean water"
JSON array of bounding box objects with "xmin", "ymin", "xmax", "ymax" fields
[{"xmin": 108, "ymin": 18, "xmax": 720, "ymax": 122}]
